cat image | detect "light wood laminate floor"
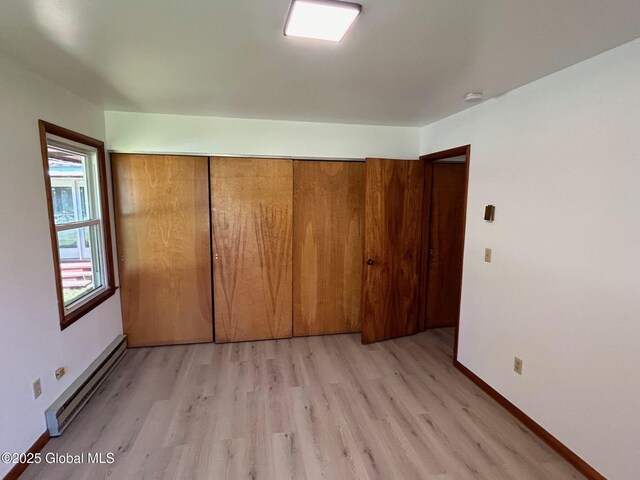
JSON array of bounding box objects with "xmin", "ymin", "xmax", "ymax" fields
[{"xmin": 23, "ymin": 329, "xmax": 584, "ymax": 479}]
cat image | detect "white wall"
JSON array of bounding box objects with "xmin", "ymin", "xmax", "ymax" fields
[
  {"xmin": 105, "ymin": 111, "xmax": 420, "ymax": 159},
  {"xmin": 421, "ymin": 38, "xmax": 640, "ymax": 480},
  {"xmin": 0, "ymin": 52, "xmax": 123, "ymax": 478}
]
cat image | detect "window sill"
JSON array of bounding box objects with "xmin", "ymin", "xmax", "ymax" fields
[{"xmin": 60, "ymin": 286, "xmax": 117, "ymax": 331}]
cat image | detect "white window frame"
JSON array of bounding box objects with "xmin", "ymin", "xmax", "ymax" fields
[{"xmin": 47, "ymin": 135, "xmax": 109, "ymax": 312}]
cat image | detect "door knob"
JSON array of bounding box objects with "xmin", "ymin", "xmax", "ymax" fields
[
  {"xmin": 429, "ymin": 249, "xmax": 435, "ymax": 256},
  {"xmin": 366, "ymin": 258, "xmax": 375, "ymax": 266},
  {"xmin": 120, "ymin": 255, "xmax": 125, "ymax": 262}
]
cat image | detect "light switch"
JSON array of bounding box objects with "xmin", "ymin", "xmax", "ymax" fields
[{"xmin": 484, "ymin": 248, "xmax": 492, "ymax": 263}]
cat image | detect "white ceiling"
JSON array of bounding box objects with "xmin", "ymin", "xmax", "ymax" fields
[{"xmin": 0, "ymin": 0, "xmax": 639, "ymax": 126}]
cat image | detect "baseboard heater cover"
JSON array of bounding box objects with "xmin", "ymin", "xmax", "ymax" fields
[{"xmin": 45, "ymin": 335, "xmax": 127, "ymax": 437}]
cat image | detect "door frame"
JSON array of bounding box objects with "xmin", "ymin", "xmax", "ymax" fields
[{"xmin": 419, "ymin": 145, "xmax": 471, "ymax": 362}]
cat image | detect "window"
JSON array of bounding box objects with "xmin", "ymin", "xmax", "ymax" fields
[{"xmin": 39, "ymin": 121, "xmax": 115, "ymax": 329}]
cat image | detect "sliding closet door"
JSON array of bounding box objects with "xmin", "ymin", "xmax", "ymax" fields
[
  {"xmin": 361, "ymin": 158, "xmax": 424, "ymax": 344},
  {"xmin": 293, "ymin": 161, "xmax": 365, "ymax": 336},
  {"xmin": 112, "ymin": 154, "xmax": 212, "ymax": 347},
  {"xmin": 211, "ymin": 157, "xmax": 293, "ymax": 343}
]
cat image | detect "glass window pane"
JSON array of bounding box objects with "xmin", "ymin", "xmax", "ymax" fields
[
  {"xmin": 49, "ymin": 146, "xmax": 88, "ymax": 224},
  {"xmin": 52, "ymin": 186, "xmax": 76, "ymax": 224},
  {"xmin": 58, "ymin": 226, "xmax": 103, "ymax": 307},
  {"xmin": 58, "ymin": 229, "xmax": 78, "ymax": 253}
]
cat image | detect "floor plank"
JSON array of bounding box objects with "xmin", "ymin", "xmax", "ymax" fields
[{"xmin": 22, "ymin": 329, "xmax": 585, "ymax": 480}]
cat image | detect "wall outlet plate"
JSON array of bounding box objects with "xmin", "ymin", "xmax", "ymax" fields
[
  {"xmin": 514, "ymin": 357, "xmax": 523, "ymax": 375},
  {"xmin": 484, "ymin": 248, "xmax": 492, "ymax": 263},
  {"xmin": 33, "ymin": 378, "xmax": 42, "ymax": 399},
  {"xmin": 55, "ymin": 367, "xmax": 66, "ymax": 380}
]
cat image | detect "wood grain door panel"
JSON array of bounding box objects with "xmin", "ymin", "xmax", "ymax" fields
[
  {"xmin": 211, "ymin": 157, "xmax": 293, "ymax": 343},
  {"xmin": 293, "ymin": 161, "xmax": 365, "ymax": 336},
  {"xmin": 361, "ymin": 158, "xmax": 424, "ymax": 344},
  {"xmin": 426, "ymin": 163, "xmax": 466, "ymax": 328},
  {"xmin": 112, "ymin": 154, "xmax": 213, "ymax": 347}
]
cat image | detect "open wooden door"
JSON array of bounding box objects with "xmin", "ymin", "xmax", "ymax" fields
[{"xmin": 361, "ymin": 158, "xmax": 425, "ymax": 344}]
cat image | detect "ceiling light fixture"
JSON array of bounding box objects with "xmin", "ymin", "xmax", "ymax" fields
[
  {"xmin": 464, "ymin": 91, "xmax": 484, "ymax": 103},
  {"xmin": 284, "ymin": 0, "xmax": 362, "ymax": 42}
]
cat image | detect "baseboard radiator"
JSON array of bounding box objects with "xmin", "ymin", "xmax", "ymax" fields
[{"xmin": 45, "ymin": 335, "xmax": 127, "ymax": 436}]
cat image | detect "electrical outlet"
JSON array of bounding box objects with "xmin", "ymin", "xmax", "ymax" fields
[
  {"xmin": 514, "ymin": 357, "xmax": 523, "ymax": 375},
  {"xmin": 484, "ymin": 248, "xmax": 492, "ymax": 263},
  {"xmin": 55, "ymin": 367, "xmax": 66, "ymax": 380},
  {"xmin": 33, "ymin": 378, "xmax": 42, "ymax": 399}
]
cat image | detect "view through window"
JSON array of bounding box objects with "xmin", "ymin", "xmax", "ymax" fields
[{"xmin": 45, "ymin": 134, "xmax": 111, "ymax": 316}]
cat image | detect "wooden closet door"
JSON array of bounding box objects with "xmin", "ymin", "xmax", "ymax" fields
[
  {"xmin": 293, "ymin": 161, "xmax": 365, "ymax": 336},
  {"xmin": 112, "ymin": 154, "xmax": 213, "ymax": 347},
  {"xmin": 361, "ymin": 158, "xmax": 425, "ymax": 344},
  {"xmin": 211, "ymin": 157, "xmax": 293, "ymax": 343}
]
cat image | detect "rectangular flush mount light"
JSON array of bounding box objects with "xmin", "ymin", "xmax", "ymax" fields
[{"xmin": 284, "ymin": 0, "xmax": 362, "ymax": 42}]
